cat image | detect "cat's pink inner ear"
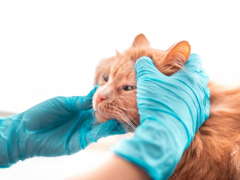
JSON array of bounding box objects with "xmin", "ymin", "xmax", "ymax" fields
[
  {"xmin": 132, "ymin": 34, "xmax": 150, "ymax": 47},
  {"xmin": 163, "ymin": 41, "xmax": 191, "ymax": 67}
]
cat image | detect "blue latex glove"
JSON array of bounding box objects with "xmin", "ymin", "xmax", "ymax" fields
[
  {"xmin": 112, "ymin": 54, "xmax": 210, "ymax": 180},
  {"xmin": 0, "ymin": 86, "xmax": 125, "ymax": 168}
]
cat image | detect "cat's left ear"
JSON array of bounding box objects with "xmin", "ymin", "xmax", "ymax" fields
[
  {"xmin": 132, "ymin": 34, "xmax": 150, "ymax": 47},
  {"xmin": 157, "ymin": 41, "xmax": 191, "ymax": 76},
  {"xmin": 163, "ymin": 41, "xmax": 190, "ymax": 63}
]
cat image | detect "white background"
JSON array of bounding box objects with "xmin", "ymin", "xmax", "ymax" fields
[{"xmin": 1, "ymin": 1, "xmax": 240, "ymax": 179}]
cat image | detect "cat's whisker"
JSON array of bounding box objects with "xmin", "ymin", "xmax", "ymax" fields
[
  {"xmin": 114, "ymin": 113, "xmax": 129, "ymax": 129},
  {"xmin": 116, "ymin": 111, "xmax": 136, "ymax": 130},
  {"xmin": 122, "ymin": 119, "xmax": 135, "ymax": 131},
  {"xmin": 115, "ymin": 105, "xmax": 135, "ymax": 111},
  {"xmin": 111, "ymin": 110, "xmax": 130, "ymax": 133},
  {"xmin": 121, "ymin": 112, "xmax": 136, "ymax": 128},
  {"xmin": 120, "ymin": 117, "xmax": 132, "ymax": 128},
  {"xmin": 231, "ymin": 148, "xmax": 239, "ymax": 155},
  {"xmin": 124, "ymin": 111, "xmax": 139, "ymax": 126},
  {"xmin": 112, "ymin": 114, "xmax": 129, "ymax": 134},
  {"xmin": 115, "ymin": 111, "xmax": 132, "ymax": 127},
  {"xmin": 114, "ymin": 105, "xmax": 138, "ymax": 126}
]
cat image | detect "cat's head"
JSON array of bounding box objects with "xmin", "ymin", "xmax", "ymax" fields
[{"xmin": 92, "ymin": 34, "xmax": 191, "ymax": 129}]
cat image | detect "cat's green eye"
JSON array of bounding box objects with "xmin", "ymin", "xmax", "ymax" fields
[
  {"xmin": 103, "ymin": 73, "xmax": 109, "ymax": 82},
  {"xmin": 124, "ymin": 86, "xmax": 136, "ymax": 91}
]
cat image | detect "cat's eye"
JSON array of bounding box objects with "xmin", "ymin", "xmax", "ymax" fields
[
  {"xmin": 103, "ymin": 74, "xmax": 109, "ymax": 82},
  {"xmin": 124, "ymin": 86, "xmax": 136, "ymax": 91}
]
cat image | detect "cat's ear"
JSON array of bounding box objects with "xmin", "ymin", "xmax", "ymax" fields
[
  {"xmin": 115, "ymin": 49, "xmax": 121, "ymax": 56},
  {"xmin": 158, "ymin": 41, "xmax": 191, "ymax": 76},
  {"xmin": 132, "ymin": 34, "xmax": 150, "ymax": 47}
]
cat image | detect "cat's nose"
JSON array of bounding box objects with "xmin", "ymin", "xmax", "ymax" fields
[{"xmin": 96, "ymin": 94, "xmax": 107, "ymax": 104}]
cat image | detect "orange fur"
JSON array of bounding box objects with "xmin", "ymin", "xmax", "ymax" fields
[{"xmin": 93, "ymin": 34, "xmax": 240, "ymax": 179}]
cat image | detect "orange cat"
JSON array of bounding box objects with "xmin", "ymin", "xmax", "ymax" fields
[{"xmin": 93, "ymin": 34, "xmax": 240, "ymax": 179}]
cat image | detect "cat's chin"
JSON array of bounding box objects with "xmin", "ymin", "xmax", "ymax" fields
[{"xmin": 94, "ymin": 110, "xmax": 109, "ymax": 123}]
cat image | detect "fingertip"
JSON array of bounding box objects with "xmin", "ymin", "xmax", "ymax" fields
[
  {"xmin": 87, "ymin": 85, "xmax": 99, "ymax": 98},
  {"xmin": 187, "ymin": 53, "xmax": 202, "ymax": 65},
  {"xmin": 107, "ymin": 119, "xmax": 126, "ymax": 135},
  {"xmin": 65, "ymin": 87, "xmax": 99, "ymax": 112},
  {"xmin": 135, "ymin": 56, "xmax": 155, "ymax": 72},
  {"xmin": 188, "ymin": 53, "xmax": 201, "ymax": 60},
  {"xmin": 64, "ymin": 96, "xmax": 91, "ymax": 111},
  {"xmin": 183, "ymin": 53, "xmax": 203, "ymax": 72}
]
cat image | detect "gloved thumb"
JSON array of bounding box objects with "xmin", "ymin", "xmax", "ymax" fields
[
  {"xmin": 135, "ymin": 56, "xmax": 166, "ymax": 81},
  {"xmin": 64, "ymin": 85, "xmax": 99, "ymax": 111}
]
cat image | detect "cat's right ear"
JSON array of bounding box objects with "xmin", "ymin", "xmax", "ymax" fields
[{"xmin": 132, "ymin": 34, "xmax": 150, "ymax": 47}]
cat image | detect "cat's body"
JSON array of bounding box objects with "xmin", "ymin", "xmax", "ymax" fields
[
  {"xmin": 93, "ymin": 34, "xmax": 240, "ymax": 179},
  {"xmin": 171, "ymin": 82, "xmax": 240, "ymax": 179}
]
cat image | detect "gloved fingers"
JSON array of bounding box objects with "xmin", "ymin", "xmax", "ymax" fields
[
  {"xmin": 135, "ymin": 56, "xmax": 168, "ymax": 82},
  {"xmin": 172, "ymin": 54, "xmax": 209, "ymax": 90},
  {"xmin": 86, "ymin": 85, "xmax": 99, "ymax": 99},
  {"xmin": 174, "ymin": 53, "xmax": 203, "ymax": 77},
  {"xmin": 86, "ymin": 119, "xmax": 126, "ymax": 143},
  {"xmin": 64, "ymin": 85, "xmax": 99, "ymax": 111},
  {"xmin": 95, "ymin": 119, "xmax": 126, "ymax": 137},
  {"xmin": 106, "ymin": 119, "xmax": 127, "ymax": 135},
  {"xmin": 199, "ymin": 68, "xmax": 210, "ymax": 85}
]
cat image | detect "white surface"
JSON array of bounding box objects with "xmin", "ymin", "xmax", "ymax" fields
[
  {"xmin": 0, "ymin": 149, "xmax": 112, "ymax": 180},
  {"xmin": 1, "ymin": 1, "xmax": 240, "ymax": 179}
]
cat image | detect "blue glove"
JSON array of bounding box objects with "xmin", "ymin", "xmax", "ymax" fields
[
  {"xmin": 112, "ymin": 54, "xmax": 210, "ymax": 180},
  {"xmin": 0, "ymin": 86, "xmax": 125, "ymax": 168}
]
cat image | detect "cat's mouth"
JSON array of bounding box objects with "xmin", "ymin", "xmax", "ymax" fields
[{"xmin": 92, "ymin": 92, "xmax": 112, "ymax": 122}]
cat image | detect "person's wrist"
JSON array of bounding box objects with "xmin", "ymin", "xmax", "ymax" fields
[
  {"xmin": 0, "ymin": 113, "xmax": 24, "ymax": 167},
  {"xmin": 13, "ymin": 112, "xmax": 38, "ymax": 161},
  {"xmin": 112, "ymin": 119, "xmax": 186, "ymax": 180}
]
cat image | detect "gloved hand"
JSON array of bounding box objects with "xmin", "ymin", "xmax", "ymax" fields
[
  {"xmin": 112, "ymin": 54, "xmax": 210, "ymax": 180},
  {"xmin": 0, "ymin": 86, "xmax": 125, "ymax": 168}
]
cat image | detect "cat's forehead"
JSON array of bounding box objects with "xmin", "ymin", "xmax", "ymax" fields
[{"xmin": 110, "ymin": 56, "xmax": 135, "ymax": 77}]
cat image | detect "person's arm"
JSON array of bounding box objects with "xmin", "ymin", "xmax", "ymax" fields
[
  {"xmin": 67, "ymin": 154, "xmax": 151, "ymax": 180},
  {"xmin": 112, "ymin": 55, "xmax": 210, "ymax": 179},
  {"xmin": 0, "ymin": 86, "xmax": 125, "ymax": 167}
]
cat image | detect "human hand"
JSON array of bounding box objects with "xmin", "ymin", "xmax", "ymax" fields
[
  {"xmin": 0, "ymin": 86, "xmax": 125, "ymax": 167},
  {"xmin": 112, "ymin": 54, "xmax": 210, "ymax": 180}
]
